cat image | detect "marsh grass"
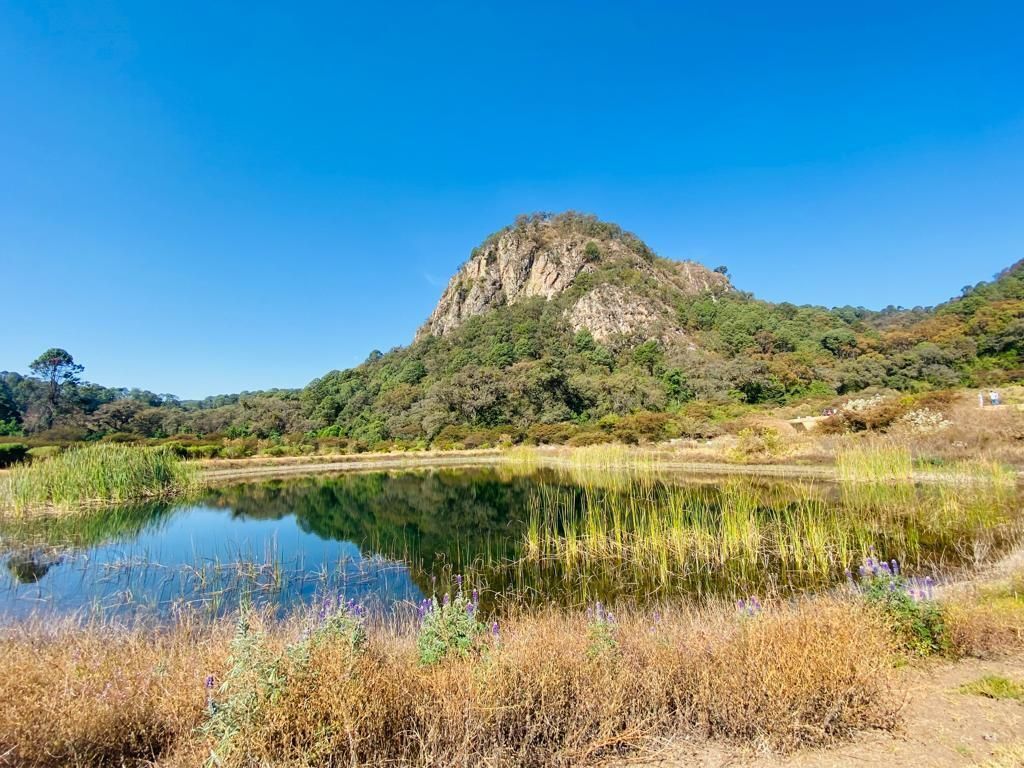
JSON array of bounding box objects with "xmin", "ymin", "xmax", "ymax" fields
[
  {"xmin": 0, "ymin": 597, "xmax": 901, "ymax": 767},
  {"xmin": 0, "ymin": 444, "xmax": 197, "ymax": 514},
  {"xmin": 514, "ymin": 471, "xmax": 1021, "ymax": 604}
]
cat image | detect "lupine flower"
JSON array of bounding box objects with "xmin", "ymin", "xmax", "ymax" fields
[
  {"xmin": 891, "ymin": 559, "xmax": 900, "ymax": 575},
  {"xmin": 491, "ymin": 621, "xmax": 500, "ymax": 638},
  {"xmin": 205, "ymin": 674, "xmax": 215, "ymax": 690},
  {"xmin": 472, "ymin": 588, "xmax": 479, "ymax": 604},
  {"xmin": 455, "ymin": 574, "xmax": 463, "ymax": 592},
  {"xmin": 442, "ymin": 592, "xmax": 450, "ymax": 606}
]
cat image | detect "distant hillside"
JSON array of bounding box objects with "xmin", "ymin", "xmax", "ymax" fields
[
  {"xmin": 3, "ymin": 213, "xmax": 1021, "ymax": 448},
  {"xmin": 299, "ymin": 213, "xmax": 1022, "ymax": 446}
]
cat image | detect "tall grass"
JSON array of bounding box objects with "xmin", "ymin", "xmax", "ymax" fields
[
  {"xmin": 0, "ymin": 444, "xmax": 197, "ymax": 513},
  {"xmin": 512, "ymin": 470, "xmax": 1022, "ymax": 604},
  {"xmin": 0, "ymin": 598, "xmax": 899, "ymax": 767}
]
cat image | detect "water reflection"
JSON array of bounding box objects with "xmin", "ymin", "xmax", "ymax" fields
[{"xmin": 0, "ymin": 467, "xmax": 1020, "ymax": 620}]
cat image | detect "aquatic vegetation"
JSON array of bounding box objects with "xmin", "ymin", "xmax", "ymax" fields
[
  {"xmin": 0, "ymin": 443, "xmax": 197, "ymax": 513},
  {"xmin": 512, "ymin": 469, "xmax": 1020, "ymax": 605}
]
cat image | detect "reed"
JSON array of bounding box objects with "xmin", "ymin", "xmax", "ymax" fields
[
  {"xmin": 0, "ymin": 444, "xmax": 198, "ymax": 514},
  {"xmin": 511, "ymin": 471, "xmax": 1022, "ymax": 605}
]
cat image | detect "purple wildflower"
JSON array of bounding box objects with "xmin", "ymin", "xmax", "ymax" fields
[
  {"xmin": 491, "ymin": 621, "xmax": 500, "ymax": 639},
  {"xmin": 205, "ymin": 674, "xmax": 215, "ymax": 690}
]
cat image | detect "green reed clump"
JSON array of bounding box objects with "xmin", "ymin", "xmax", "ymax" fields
[
  {"xmin": 0, "ymin": 443, "xmax": 197, "ymax": 513},
  {"xmin": 836, "ymin": 443, "xmax": 913, "ymax": 484}
]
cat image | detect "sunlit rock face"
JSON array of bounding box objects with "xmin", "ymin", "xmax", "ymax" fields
[{"xmin": 416, "ymin": 212, "xmax": 729, "ymax": 342}]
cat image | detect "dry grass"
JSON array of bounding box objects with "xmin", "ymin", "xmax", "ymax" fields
[
  {"xmin": 945, "ymin": 571, "xmax": 1024, "ymax": 658},
  {"xmin": 0, "ymin": 599, "xmax": 898, "ymax": 768}
]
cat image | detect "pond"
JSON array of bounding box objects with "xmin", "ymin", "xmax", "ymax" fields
[{"xmin": 1, "ymin": 465, "xmax": 1021, "ymax": 622}]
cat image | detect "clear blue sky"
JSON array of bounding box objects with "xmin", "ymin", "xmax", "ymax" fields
[{"xmin": 2, "ymin": 1, "xmax": 1022, "ymax": 398}]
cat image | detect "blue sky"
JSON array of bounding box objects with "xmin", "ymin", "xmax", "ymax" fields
[{"xmin": 2, "ymin": 1, "xmax": 1022, "ymax": 398}]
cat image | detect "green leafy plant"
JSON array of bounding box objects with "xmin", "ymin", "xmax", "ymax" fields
[
  {"xmin": 416, "ymin": 581, "xmax": 485, "ymax": 665},
  {"xmin": 856, "ymin": 558, "xmax": 948, "ymax": 656},
  {"xmin": 586, "ymin": 602, "xmax": 618, "ymax": 657}
]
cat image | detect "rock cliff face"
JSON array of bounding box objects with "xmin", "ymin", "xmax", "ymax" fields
[{"xmin": 416, "ymin": 213, "xmax": 729, "ymax": 342}]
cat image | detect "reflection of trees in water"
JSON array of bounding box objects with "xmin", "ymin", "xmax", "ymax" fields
[
  {"xmin": 204, "ymin": 469, "xmax": 538, "ymax": 567},
  {"xmin": 6, "ymin": 551, "xmax": 61, "ymax": 583}
]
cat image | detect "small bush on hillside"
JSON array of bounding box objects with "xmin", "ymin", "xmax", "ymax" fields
[
  {"xmin": 0, "ymin": 418, "xmax": 22, "ymax": 436},
  {"xmin": 729, "ymin": 426, "xmax": 786, "ymax": 461},
  {"xmin": 525, "ymin": 422, "xmax": 576, "ymax": 445}
]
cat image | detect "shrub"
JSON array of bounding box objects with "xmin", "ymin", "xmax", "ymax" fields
[
  {"xmin": 729, "ymin": 426, "xmax": 786, "ymax": 461},
  {"xmin": 834, "ymin": 394, "xmax": 908, "ymax": 431},
  {"xmin": 525, "ymin": 422, "xmax": 576, "ymax": 445},
  {"xmin": 205, "ymin": 601, "xmax": 368, "ymax": 763},
  {"xmin": 0, "ymin": 442, "xmax": 29, "ymax": 468},
  {"xmin": 416, "ymin": 582, "xmax": 485, "ymax": 665},
  {"xmin": 854, "ymin": 558, "xmax": 947, "ymax": 656}
]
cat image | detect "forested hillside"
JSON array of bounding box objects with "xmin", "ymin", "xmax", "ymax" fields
[{"xmin": 2, "ymin": 213, "xmax": 1021, "ymax": 450}]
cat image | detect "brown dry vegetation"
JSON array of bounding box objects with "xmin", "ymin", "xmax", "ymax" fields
[{"xmin": 0, "ymin": 600, "xmax": 899, "ymax": 768}]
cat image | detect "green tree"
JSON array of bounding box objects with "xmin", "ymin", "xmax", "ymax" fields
[
  {"xmin": 632, "ymin": 340, "xmax": 663, "ymax": 374},
  {"xmin": 28, "ymin": 348, "xmax": 84, "ymax": 428}
]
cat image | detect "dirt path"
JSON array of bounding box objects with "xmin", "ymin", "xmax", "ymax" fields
[{"xmin": 619, "ymin": 655, "xmax": 1024, "ymax": 768}]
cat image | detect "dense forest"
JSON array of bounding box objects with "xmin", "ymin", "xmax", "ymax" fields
[{"xmin": 2, "ymin": 214, "xmax": 1021, "ymax": 452}]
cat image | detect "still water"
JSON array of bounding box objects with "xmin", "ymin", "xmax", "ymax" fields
[{"xmin": 1, "ymin": 467, "xmax": 1020, "ymax": 621}]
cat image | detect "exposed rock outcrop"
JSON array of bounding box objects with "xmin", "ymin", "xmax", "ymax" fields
[{"xmin": 416, "ymin": 212, "xmax": 729, "ymax": 342}]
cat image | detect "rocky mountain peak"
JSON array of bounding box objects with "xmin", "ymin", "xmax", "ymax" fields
[{"xmin": 416, "ymin": 212, "xmax": 730, "ymax": 342}]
